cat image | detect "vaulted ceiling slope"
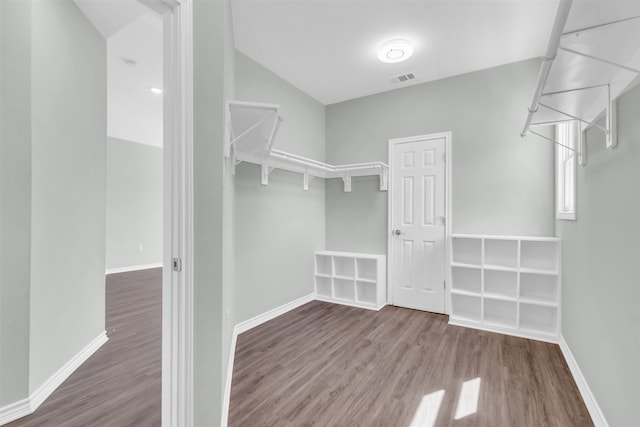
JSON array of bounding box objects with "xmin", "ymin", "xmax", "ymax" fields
[{"xmin": 231, "ymin": 0, "xmax": 560, "ymax": 105}]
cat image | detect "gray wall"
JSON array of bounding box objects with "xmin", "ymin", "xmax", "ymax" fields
[
  {"xmin": 28, "ymin": 0, "xmax": 107, "ymax": 391},
  {"xmin": 192, "ymin": 0, "xmax": 235, "ymax": 424},
  {"xmin": 106, "ymin": 137, "xmax": 163, "ymax": 270},
  {"xmin": 233, "ymin": 51, "xmax": 326, "ymax": 323},
  {"xmin": 557, "ymin": 85, "xmax": 640, "ymax": 427},
  {"xmin": 326, "ymin": 59, "xmax": 555, "ymax": 254},
  {"xmin": 0, "ymin": 0, "xmax": 32, "ymax": 406}
]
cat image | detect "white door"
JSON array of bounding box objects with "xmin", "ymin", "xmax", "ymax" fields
[{"xmin": 390, "ymin": 135, "xmax": 446, "ymax": 313}]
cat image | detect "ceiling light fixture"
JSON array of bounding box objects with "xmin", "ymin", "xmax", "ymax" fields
[
  {"xmin": 377, "ymin": 39, "xmax": 414, "ymax": 64},
  {"xmin": 149, "ymin": 87, "xmax": 163, "ymax": 94}
]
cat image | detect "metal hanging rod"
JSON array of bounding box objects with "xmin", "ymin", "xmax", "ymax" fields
[
  {"xmin": 538, "ymin": 102, "xmax": 608, "ymax": 134},
  {"xmin": 541, "ymin": 83, "xmax": 609, "ymax": 97},
  {"xmin": 559, "ymin": 46, "xmax": 640, "ymax": 74},
  {"xmin": 562, "ymin": 15, "xmax": 640, "ymax": 37}
]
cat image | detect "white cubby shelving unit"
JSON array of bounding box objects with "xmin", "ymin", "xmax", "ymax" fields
[
  {"xmin": 225, "ymin": 101, "xmax": 389, "ymax": 192},
  {"xmin": 450, "ymin": 234, "xmax": 561, "ymax": 343},
  {"xmin": 314, "ymin": 251, "xmax": 386, "ymax": 310}
]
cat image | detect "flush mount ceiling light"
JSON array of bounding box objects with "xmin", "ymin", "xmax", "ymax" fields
[
  {"xmin": 149, "ymin": 87, "xmax": 163, "ymax": 94},
  {"xmin": 377, "ymin": 39, "xmax": 414, "ymax": 63}
]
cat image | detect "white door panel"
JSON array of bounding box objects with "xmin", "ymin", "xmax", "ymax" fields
[{"xmin": 391, "ymin": 136, "xmax": 446, "ymax": 313}]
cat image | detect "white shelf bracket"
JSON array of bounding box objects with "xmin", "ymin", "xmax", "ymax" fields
[
  {"xmin": 265, "ymin": 117, "xmax": 283, "ymax": 157},
  {"xmin": 579, "ymin": 122, "xmax": 586, "ymax": 166},
  {"xmin": 303, "ymin": 172, "xmax": 314, "ymax": 191},
  {"xmin": 230, "ymin": 144, "xmax": 237, "ymax": 176},
  {"xmin": 379, "ymin": 167, "xmax": 388, "ymax": 191},
  {"xmin": 261, "ymin": 163, "xmax": 274, "ymax": 186},
  {"xmin": 606, "ymin": 85, "xmax": 617, "ymax": 149},
  {"xmin": 229, "ymin": 110, "xmax": 277, "ymax": 148},
  {"xmin": 342, "ymin": 174, "xmax": 352, "ymax": 192}
]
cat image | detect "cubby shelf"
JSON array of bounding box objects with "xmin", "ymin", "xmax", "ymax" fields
[
  {"xmin": 449, "ymin": 234, "xmax": 561, "ymax": 342},
  {"xmin": 314, "ymin": 251, "xmax": 386, "ymax": 310}
]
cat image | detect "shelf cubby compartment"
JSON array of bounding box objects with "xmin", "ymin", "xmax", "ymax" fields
[
  {"xmin": 483, "ymin": 269, "xmax": 517, "ymax": 299},
  {"xmin": 356, "ymin": 258, "xmax": 377, "ymax": 281},
  {"xmin": 520, "ymin": 272, "xmax": 558, "ymax": 304},
  {"xmin": 333, "ymin": 278, "xmax": 355, "ymax": 301},
  {"xmin": 315, "ymin": 276, "xmax": 332, "ymax": 298},
  {"xmin": 333, "ymin": 256, "xmax": 355, "ymax": 278},
  {"xmin": 520, "ymin": 303, "xmax": 558, "ymax": 335},
  {"xmin": 451, "ymin": 293, "xmax": 482, "ymax": 322},
  {"xmin": 452, "ymin": 237, "xmax": 482, "ymax": 266},
  {"xmin": 315, "ymin": 254, "xmax": 332, "ymax": 276},
  {"xmin": 356, "ymin": 281, "xmax": 377, "ymax": 305},
  {"xmin": 451, "ymin": 266, "xmax": 481, "ymax": 294},
  {"xmin": 483, "ymin": 239, "xmax": 518, "ymax": 269},
  {"xmin": 483, "ymin": 298, "xmax": 517, "ymax": 328},
  {"xmin": 520, "ymin": 240, "xmax": 559, "ymax": 273}
]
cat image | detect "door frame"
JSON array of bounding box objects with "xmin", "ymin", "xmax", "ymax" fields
[
  {"xmin": 147, "ymin": 0, "xmax": 194, "ymax": 426},
  {"xmin": 387, "ymin": 132, "xmax": 452, "ymax": 314}
]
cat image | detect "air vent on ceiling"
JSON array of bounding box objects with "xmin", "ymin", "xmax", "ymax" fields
[{"xmin": 389, "ymin": 73, "xmax": 415, "ymax": 84}]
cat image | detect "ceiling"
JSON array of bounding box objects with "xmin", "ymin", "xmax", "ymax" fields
[
  {"xmin": 75, "ymin": 0, "xmax": 163, "ymax": 147},
  {"xmin": 231, "ymin": 0, "xmax": 561, "ymax": 105},
  {"xmin": 107, "ymin": 12, "xmax": 163, "ymax": 147}
]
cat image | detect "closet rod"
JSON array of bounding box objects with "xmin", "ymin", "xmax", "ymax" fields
[{"xmin": 521, "ymin": 0, "xmax": 573, "ymax": 137}]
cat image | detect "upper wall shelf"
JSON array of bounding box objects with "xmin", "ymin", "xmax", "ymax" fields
[
  {"xmin": 521, "ymin": 0, "xmax": 640, "ymax": 162},
  {"xmin": 225, "ymin": 101, "xmax": 388, "ymax": 192}
]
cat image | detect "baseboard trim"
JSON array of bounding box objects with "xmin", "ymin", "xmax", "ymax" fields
[
  {"xmin": 234, "ymin": 293, "xmax": 315, "ymax": 335},
  {"xmin": 105, "ymin": 263, "xmax": 162, "ymax": 275},
  {"xmin": 0, "ymin": 331, "xmax": 108, "ymax": 426},
  {"xmin": 222, "ymin": 293, "xmax": 315, "ymax": 426},
  {"xmin": 0, "ymin": 398, "xmax": 31, "ymax": 426},
  {"xmin": 559, "ymin": 335, "xmax": 609, "ymax": 427},
  {"xmin": 221, "ymin": 331, "xmax": 238, "ymax": 427}
]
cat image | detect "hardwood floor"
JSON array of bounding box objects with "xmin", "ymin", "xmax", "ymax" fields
[
  {"xmin": 7, "ymin": 268, "xmax": 162, "ymax": 427},
  {"xmin": 229, "ymin": 301, "xmax": 593, "ymax": 427}
]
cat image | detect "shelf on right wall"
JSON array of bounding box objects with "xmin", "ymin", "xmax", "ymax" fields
[{"xmin": 450, "ymin": 234, "xmax": 560, "ymax": 343}]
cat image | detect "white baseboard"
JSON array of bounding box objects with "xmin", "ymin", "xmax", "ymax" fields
[
  {"xmin": 0, "ymin": 331, "xmax": 108, "ymax": 426},
  {"xmin": 221, "ymin": 331, "xmax": 238, "ymax": 427},
  {"xmin": 221, "ymin": 293, "xmax": 315, "ymax": 426},
  {"xmin": 0, "ymin": 398, "xmax": 31, "ymax": 426},
  {"xmin": 105, "ymin": 263, "xmax": 163, "ymax": 275},
  {"xmin": 559, "ymin": 335, "xmax": 609, "ymax": 427},
  {"xmin": 234, "ymin": 293, "xmax": 315, "ymax": 335}
]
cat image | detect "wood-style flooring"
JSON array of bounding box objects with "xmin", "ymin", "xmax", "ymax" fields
[
  {"xmin": 229, "ymin": 301, "xmax": 593, "ymax": 427},
  {"xmin": 7, "ymin": 268, "xmax": 162, "ymax": 427}
]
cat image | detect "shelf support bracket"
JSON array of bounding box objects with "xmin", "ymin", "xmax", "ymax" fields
[
  {"xmin": 538, "ymin": 102, "xmax": 608, "ymax": 134},
  {"xmin": 261, "ymin": 163, "xmax": 274, "ymax": 186},
  {"xmin": 303, "ymin": 172, "xmax": 314, "ymax": 191},
  {"xmin": 342, "ymin": 174, "xmax": 352, "ymax": 192},
  {"xmin": 379, "ymin": 167, "xmax": 388, "ymax": 191},
  {"xmin": 229, "ymin": 111, "xmax": 277, "ymax": 148},
  {"xmin": 229, "ymin": 144, "xmax": 237, "ymax": 176},
  {"xmin": 265, "ymin": 117, "xmax": 283, "ymax": 157},
  {"xmin": 606, "ymin": 85, "xmax": 617, "ymax": 149}
]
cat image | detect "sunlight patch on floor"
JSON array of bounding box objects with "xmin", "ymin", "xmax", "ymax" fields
[
  {"xmin": 454, "ymin": 377, "xmax": 481, "ymax": 420},
  {"xmin": 408, "ymin": 389, "xmax": 445, "ymax": 427}
]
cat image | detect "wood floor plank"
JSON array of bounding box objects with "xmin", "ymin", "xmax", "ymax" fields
[
  {"xmin": 6, "ymin": 268, "xmax": 162, "ymax": 427},
  {"xmin": 229, "ymin": 301, "xmax": 593, "ymax": 427}
]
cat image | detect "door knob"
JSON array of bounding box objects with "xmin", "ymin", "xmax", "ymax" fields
[{"xmin": 393, "ymin": 229, "xmax": 403, "ymax": 236}]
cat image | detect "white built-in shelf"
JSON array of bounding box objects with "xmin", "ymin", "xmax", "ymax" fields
[
  {"xmin": 522, "ymin": 2, "xmax": 640, "ymax": 156},
  {"xmin": 449, "ymin": 234, "xmax": 561, "ymax": 343},
  {"xmin": 314, "ymin": 251, "xmax": 386, "ymax": 310},
  {"xmin": 226, "ymin": 101, "xmax": 389, "ymax": 192}
]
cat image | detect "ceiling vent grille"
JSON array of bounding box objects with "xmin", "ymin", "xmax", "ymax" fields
[{"xmin": 389, "ymin": 73, "xmax": 415, "ymax": 84}]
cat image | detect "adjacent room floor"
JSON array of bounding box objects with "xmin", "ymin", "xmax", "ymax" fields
[
  {"xmin": 7, "ymin": 268, "xmax": 162, "ymax": 427},
  {"xmin": 229, "ymin": 301, "xmax": 593, "ymax": 427}
]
